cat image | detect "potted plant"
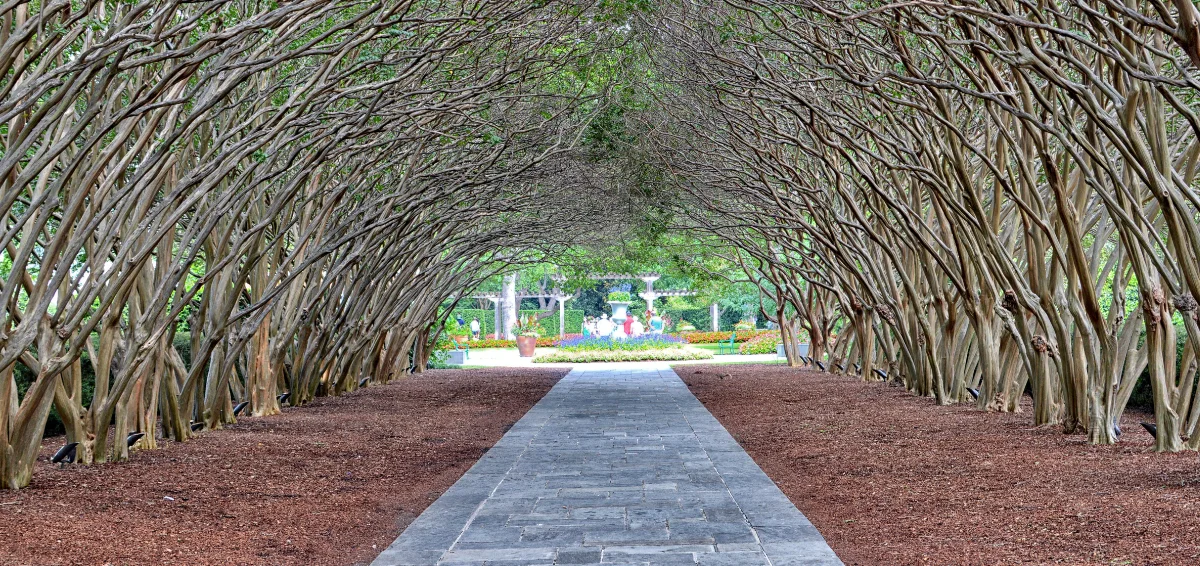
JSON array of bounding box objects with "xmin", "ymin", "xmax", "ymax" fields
[
  {"xmin": 514, "ymin": 314, "xmax": 540, "ymax": 357},
  {"xmin": 606, "ymin": 291, "xmax": 632, "ymax": 327}
]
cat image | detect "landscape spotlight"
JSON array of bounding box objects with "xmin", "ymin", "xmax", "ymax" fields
[
  {"xmin": 126, "ymin": 432, "xmax": 145, "ymax": 447},
  {"xmin": 815, "ymin": 361, "xmax": 826, "ymax": 371},
  {"xmin": 1140, "ymin": 422, "xmax": 1158, "ymax": 438},
  {"xmin": 190, "ymin": 422, "xmax": 204, "ymax": 432},
  {"xmin": 967, "ymin": 388, "xmax": 980, "ymax": 400},
  {"xmin": 278, "ymin": 392, "xmax": 291, "ymax": 404},
  {"xmin": 233, "ymin": 401, "xmax": 249, "ymax": 416},
  {"xmin": 873, "ymin": 368, "xmax": 888, "ymax": 380},
  {"xmin": 358, "ymin": 377, "xmax": 370, "ymax": 388},
  {"xmin": 51, "ymin": 442, "xmax": 79, "ymax": 464}
]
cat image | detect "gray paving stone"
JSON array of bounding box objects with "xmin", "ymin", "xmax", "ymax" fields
[{"xmin": 370, "ymin": 364, "xmax": 842, "ymax": 566}]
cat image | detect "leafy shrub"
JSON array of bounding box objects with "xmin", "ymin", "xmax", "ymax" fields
[
  {"xmin": 606, "ymin": 291, "xmax": 632, "ymax": 302},
  {"xmin": 734, "ymin": 320, "xmax": 755, "ymax": 331},
  {"xmin": 739, "ymin": 331, "xmax": 781, "ymax": 354},
  {"xmin": 443, "ymin": 318, "xmax": 468, "ymax": 337},
  {"xmin": 558, "ymin": 335, "xmax": 686, "ymax": 352},
  {"xmin": 533, "ymin": 348, "xmax": 713, "ymax": 363},
  {"xmin": 676, "ymin": 321, "xmax": 696, "ymax": 332},
  {"xmin": 678, "ymin": 330, "xmax": 772, "ymax": 344}
]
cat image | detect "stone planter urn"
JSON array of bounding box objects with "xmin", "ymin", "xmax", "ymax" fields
[
  {"xmin": 608, "ymin": 301, "xmax": 630, "ymax": 327},
  {"xmin": 516, "ymin": 335, "xmax": 537, "ymax": 357}
]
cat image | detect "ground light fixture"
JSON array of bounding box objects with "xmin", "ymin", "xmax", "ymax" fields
[
  {"xmin": 233, "ymin": 401, "xmax": 249, "ymax": 416},
  {"xmin": 126, "ymin": 432, "xmax": 145, "ymax": 447},
  {"xmin": 51, "ymin": 442, "xmax": 78, "ymax": 465},
  {"xmin": 967, "ymin": 388, "xmax": 980, "ymax": 400},
  {"xmin": 1141, "ymin": 422, "xmax": 1158, "ymax": 438},
  {"xmin": 190, "ymin": 422, "xmax": 204, "ymax": 432},
  {"xmin": 278, "ymin": 392, "xmax": 291, "ymax": 404}
]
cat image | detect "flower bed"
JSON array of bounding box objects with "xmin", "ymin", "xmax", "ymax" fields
[
  {"xmin": 533, "ymin": 348, "xmax": 713, "ymax": 363},
  {"xmin": 557, "ymin": 335, "xmax": 686, "ymax": 352},
  {"xmin": 738, "ymin": 331, "xmax": 781, "ymax": 354},
  {"xmin": 465, "ymin": 335, "xmax": 581, "ymax": 349},
  {"xmin": 678, "ymin": 330, "xmax": 773, "ymax": 344}
]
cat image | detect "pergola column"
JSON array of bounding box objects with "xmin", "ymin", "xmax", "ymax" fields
[{"xmin": 556, "ymin": 295, "xmax": 572, "ymax": 338}]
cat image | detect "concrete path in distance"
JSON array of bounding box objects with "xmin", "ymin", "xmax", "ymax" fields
[{"xmin": 372, "ymin": 363, "xmax": 843, "ymax": 566}]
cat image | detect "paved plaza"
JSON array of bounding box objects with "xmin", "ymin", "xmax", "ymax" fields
[{"xmin": 372, "ymin": 363, "xmax": 842, "ymax": 566}]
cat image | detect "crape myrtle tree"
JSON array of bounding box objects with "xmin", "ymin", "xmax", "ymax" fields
[
  {"xmin": 628, "ymin": 0, "xmax": 1200, "ymax": 451},
  {"xmin": 0, "ymin": 0, "xmax": 628, "ymax": 488}
]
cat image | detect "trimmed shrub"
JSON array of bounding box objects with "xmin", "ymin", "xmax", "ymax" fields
[
  {"xmin": 451, "ymin": 309, "xmax": 584, "ymax": 336},
  {"xmin": 533, "ymin": 348, "xmax": 713, "ymax": 363}
]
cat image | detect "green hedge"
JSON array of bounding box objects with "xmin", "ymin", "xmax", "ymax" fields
[{"xmin": 451, "ymin": 309, "xmax": 584, "ymax": 336}]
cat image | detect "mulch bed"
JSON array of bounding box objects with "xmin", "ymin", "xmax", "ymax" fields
[
  {"xmin": 0, "ymin": 368, "xmax": 566, "ymax": 566},
  {"xmin": 682, "ymin": 364, "xmax": 1200, "ymax": 566}
]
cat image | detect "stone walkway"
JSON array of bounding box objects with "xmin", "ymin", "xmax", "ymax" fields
[{"xmin": 372, "ymin": 363, "xmax": 842, "ymax": 566}]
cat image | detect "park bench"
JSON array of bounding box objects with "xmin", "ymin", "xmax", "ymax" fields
[{"xmin": 717, "ymin": 332, "xmax": 738, "ymax": 354}]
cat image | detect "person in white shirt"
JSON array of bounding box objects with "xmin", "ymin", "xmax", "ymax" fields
[
  {"xmin": 469, "ymin": 318, "xmax": 481, "ymax": 340},
  {"xmin": 596, "ymin": 314, "xmax": 615, "ymax": 338},
  {"xmin": 630, "ymin": 315, "xmax": 645, "ymax": 337}
]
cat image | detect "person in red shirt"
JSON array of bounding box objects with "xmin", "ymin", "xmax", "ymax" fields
[{"xmin": 623, "ymin": 315, "xmax": 634, "ymax": 336}]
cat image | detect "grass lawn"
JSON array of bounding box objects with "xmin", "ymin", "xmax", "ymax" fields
[{"xmin": 691, "ymin": 343, "xmax": 736, "ymax": 354}]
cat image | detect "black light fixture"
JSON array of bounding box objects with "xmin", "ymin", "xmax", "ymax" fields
[
  {"xmin": 190, "ymin": 422, "xmax": 204, "ymax": 432},
  {"xmin": 51, "ymin": 442, "xmax": 78, "ymax": 464},
  {"xmin": 836, "ymin": 363, "xmax": 846, "ymax": 371},
  {"xmin": 815, "ymin": 361, "xmax": 826, "ymax": 371},
  {"xmin": 1141, "ymin": 422, "xmax": 1158, "ymax": 438},
  {"xmin": 358, "ymin": 377, "xmax": 370, "ymax": 388},
  {"xmin": 873, "ymin": 368, "xmax": 888, "ymax": 380},
  {"xmin": 967, "ymin": 388, "xmax": 980, "ymax": 400},
  {"xmin": 278, "ymin": 392, "xmax": 290, "ymax": 404},
  {"xmin": 854, "ymin": 364, "xmax": 861, "ymax": 374},
  {"xmin": 126, "ymin": 432, "xmax": 145, "ymax": 447},
  {"xmin": 233, "ymin": 401, "xmax": 249, "ymax": 416}
]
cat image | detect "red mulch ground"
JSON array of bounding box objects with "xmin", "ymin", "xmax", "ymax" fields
[
  {"xmin": 0, "ymin": 368, "xmax": 565, "ymax": 566},
  {"xmin": 682, "ymin": 364, "xmax": 1200, "ymax": 566}
]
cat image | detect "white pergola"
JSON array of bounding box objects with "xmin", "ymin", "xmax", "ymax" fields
[{"xmin": 591, "ymin": 273, "xmax": 695, "ymax": 314}]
